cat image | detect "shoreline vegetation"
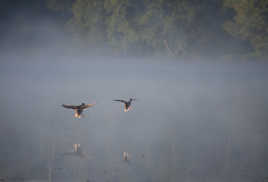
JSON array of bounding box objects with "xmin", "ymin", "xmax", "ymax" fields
[{"xmin": 1, "ymin": 0, "xmax": 267, "ymax": 60}]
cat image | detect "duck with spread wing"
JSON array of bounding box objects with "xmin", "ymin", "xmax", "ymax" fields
[
  {"xmin": 62, "ymin": 102, "xmax": 95, "ymax": 118},
  {"xmin": 113, "ymin": 98, "xmax": 136, "ymax": 112}
]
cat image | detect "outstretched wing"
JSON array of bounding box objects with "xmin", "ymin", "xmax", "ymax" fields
[
  {"xmin": 62, "ymin": 104, "xmax": 78, "ymax": 109},
  {"xmin": 80, "ymin": 103, "xmax": 95, "ymax": 109},
  {"xmin": 113, "ymin": 99, "xmax": 127, "ymax": 104}
]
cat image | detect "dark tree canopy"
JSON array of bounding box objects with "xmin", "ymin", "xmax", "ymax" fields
[
  {"xmin": 9, "ymin": 0, "xmax": 267, "ymax": 59},
  {"xmin": 223, "ymin": 0, "xmax": 268, "ymax": 57}
]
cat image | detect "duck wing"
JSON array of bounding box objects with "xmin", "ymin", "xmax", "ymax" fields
[
  {"xmin": 80, "ymin": 103, "xmax": 95, "ymax": 109},
  {"xmin": 113, "ymin": 99, "xmax": 127, "ymax": 104},
  {"xmin": 62, "ymin": 104, "xmax": 79, "ymax": 109}
]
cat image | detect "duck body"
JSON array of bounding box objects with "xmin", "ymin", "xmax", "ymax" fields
[
  {"xmin": 113, "ymin": 98, "xmax": 135, "ymax": 112},
  {"xmin": 62, "ymin": 102, "xmax": 95, "ymax": 118}
]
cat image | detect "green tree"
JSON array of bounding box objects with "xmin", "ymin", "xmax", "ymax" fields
[
  {"xmin": 68, "ymin": 0, "xmax": 107, "ymax": 45},
  {"xmin": 60, "ymin": 0, "xmax": 249, "ymax": 58},
  {"xmin": 104, "ymin": 0, "xmax": 147, "ymax": 55},
  {"xmin": 104, "ymin": 0, "xmax": 200, "ymax": 56},
  {"xmin": 46, "ymin": 0, "xmax": 74, "ymax": 13},
  {"xmin": 139, "ymin": 0, "xmax": 198, "ymax": 56},
  {"xmin": 223, "ymin": 0, "xmax": 268, "ymax": 57}
]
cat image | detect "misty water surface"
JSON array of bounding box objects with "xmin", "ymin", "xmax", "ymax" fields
[{"xmin": 0, "ymin": 54, "xmax": 268, "ymax": 182}]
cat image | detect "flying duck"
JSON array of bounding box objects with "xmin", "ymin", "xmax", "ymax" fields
[
  {"xmin": 113, "ymin": 98, "xmax": 135, "ymax": 112},
  {"xmin": 62, "ymin": 102, "xmax": 95, "ymax": 118}
]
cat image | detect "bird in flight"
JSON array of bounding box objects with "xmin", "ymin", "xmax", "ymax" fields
[
  {"xmin": 62, "ymin": 102, "xmax": 95, "ymax": 118},
  {"xmin": 113, "ymin": 98, "xmax": 136, "ymax": 112}
]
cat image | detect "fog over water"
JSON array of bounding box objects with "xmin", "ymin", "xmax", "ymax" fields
[
  {"xmin": 0, "ymin": 9, "xmax": 267, "ymax": 182},
  {"xmin": 0, "ymin": 50, "xmax": 268, "ymax": 182}
]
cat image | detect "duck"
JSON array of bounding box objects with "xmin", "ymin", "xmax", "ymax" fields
[
  {"xmin": 62, "ymin": 102, "xmax": 95, "ymax": 118},
  {"xmin": 113, "ymin": 98, "xmax": 136, "ymax": 112}
]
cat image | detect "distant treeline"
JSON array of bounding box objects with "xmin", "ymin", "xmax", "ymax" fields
[
  {"xmin": 44, "ymin": 0, "xmax": 267, "ymax": 59},
  {"xmin": 7, "ymin": 0, "xmax": 268, "ymax": 59}
]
